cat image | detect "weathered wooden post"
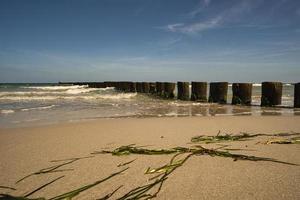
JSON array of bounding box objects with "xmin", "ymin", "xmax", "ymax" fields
[
  {"xmin": 261, "ymin": 82, "xmax": 282, "ymax": 106},
  {"xmin": 136, "ymin": 82, "xmax": 143, "ymax": 93},
  {"xmin": 114, "ymin": 82, "xmax": 120, "ymax": 90},
  {"xmin": 177, "ymin": 82, "xmax": 189, "ymax": 100},
  {"xmin": 156, "ymin": 82, "xmax": 164, "ymax": 96},
  {"xmin": 164, "ymin": 82, "xmax": 175, "ymax": 99},
  {"xmin": 232, "ymin": 83, "xmax": 252, "ymax": 105},
  {"xmin": 129, "ymin": 82, "xmax": 136, "ymax": 93},
  {"xmin": 120, "ymin": 82, "xmax": 126, "ymax": 91},
  {"xmin": 118, "ymin": 82, "xmax": 124, "ymax": 91},
  {"xmin": 104, "ymin": 81, "xmax": 115, "ymax": 88},
  {"xmin": 209, "ymin": 82, "xmax": 228, "ymax": 104},
  {"xmin": 142, "ymin": 82, "xmax": 150, "ymax": 93},
  {"xmin": 125, "ymin": 82, "xmax": 132, "ymax": 92},
  {"xmin": 295, "ymin": 83, "xmax": 300, "ymax": 108},
  {"xmin": 191, "ymin": 82, "xmax": 207, "ymax": 102},
  {"xmin": 149, "ymin": 82, "xmax": 156, "ymax": 94}
]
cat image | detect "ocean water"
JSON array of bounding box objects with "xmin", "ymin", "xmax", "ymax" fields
[{"xmin": 0, "ymin": 83, "xmax": 298, "ymax": 128}]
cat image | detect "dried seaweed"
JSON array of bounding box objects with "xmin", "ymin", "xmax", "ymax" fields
[
  {"xmin": 93, "ymin": 145, "xmax": 190, "ymax": 156},
  {"xmin": 49, "ymin": 167, "xmax": 128, "ymax": 200},
  {"xmin": 0, "ymin": 194, "xmax": 45, "ymax": 200},
  {"xmin": 117, "ymin": 159, "xmax": 137, "ymax": 167},
  {"xmin": 191, "ymin": 131, "xmax": 300, "ymax": 144},
  {"xmin": 262, "ymin": 136, "xmax": 300, "ymax": 144},
  {"xmin": 97, "ymin": 185, "xmax": 123, "ymax": 200},
  {"xmin": 0, "ymin": 176, "xmax": 64, "ymax": 200},
  {"xmin": 118, "ymin": 153, "xmax": 193, "ymax": 199},
  {"xmin": 24, "ymin": 176, "xmax": 64, "ymax": 198},
  {"xmin": 16, "ymin": 156, "xmax": 92, "ymax": 183},
  {"xmin": 0, "ymin": 186, "xmax": 16, "ymax": 191},
  {"xmin": 101, "ymin": 144, "xmax": 297, "ymax": 165},
  {"xmin": 191, "ymin": 131, "xmax": 263, "ymax": 143}
]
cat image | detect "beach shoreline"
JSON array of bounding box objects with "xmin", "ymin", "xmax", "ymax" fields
[{"xmin": 1, "ymin": 116, "xmax": 300, "ymax": 199}]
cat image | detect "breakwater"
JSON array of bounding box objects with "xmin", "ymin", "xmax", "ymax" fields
[{"xmin": 59, "ymin": 81, "xmax": 300, "ymax": 108}]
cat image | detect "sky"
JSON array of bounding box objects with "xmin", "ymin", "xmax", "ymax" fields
[{"xmin": 0, "ymin": 0, "xmax": 300, "ymax": 83}]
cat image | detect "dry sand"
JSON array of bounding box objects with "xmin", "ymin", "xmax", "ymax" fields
[{"xmin": 0, "ymin": 116, "xmax": 300, "ymax": 199}]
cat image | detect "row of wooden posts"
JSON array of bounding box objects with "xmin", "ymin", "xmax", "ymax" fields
[{"xmin": 62, "ymin": 81, "xmax": 300, "ymax": 108}]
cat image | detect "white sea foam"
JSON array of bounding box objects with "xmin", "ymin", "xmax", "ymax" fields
[
  {"xmin": 21, "ymin": 85, "xmax": 88, "ymax": 90},
  {"xmin": 1, "ymin": 109, "xmax": 15, "ymax": 114},
  {"xmin": 65, "ymin": 88, "xmax": 99, "ymax": 94},
  {"xmin": 253, "ymin": 83, "xmax": 262, "ymax": 87},
  {"xmin": 21, "ymin": 105, "xmax": 56, "ymax": 111},
  {"xmin": 99, "ymin": 87, "xmax": 115, "ymax": 91},
  {"xmin": 97, "ymin": 93, "xmax": 137, "ymax": 100},
  {"xmin": 214, "ymin": 113, "xmax": 234, "ymax": 116},
  {"xmin": 165, "ymin": 112, "xmax": 178, "ymax": 116},
  {"xmin": 0, "ymin": 93, "xmax": 137, "ymax": 101}
]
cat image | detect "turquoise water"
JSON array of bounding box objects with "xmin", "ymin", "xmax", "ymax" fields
[{"xmin": 0, "ymin": 83, "xmax": 298, "ymax": 128}]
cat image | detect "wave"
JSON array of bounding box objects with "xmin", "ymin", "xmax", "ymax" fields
[
  {"xmin": 97, "ymin": 93, "xmax": 137, "ymax": 99},
  {"xmin": 0, "ymin": 93, "xmax": 137, "ymax": 101},
  {"xmin": 1, "ymin": 109, "xmax": 15, "ymax": 114},
  {"xmin": 21, "ymin": 105, "xmax": 56, "ymax": 111},
  {"xmin": 65, "ymin": 88, "xmax": 99, "ymax": 94},
  {"xmin": 21, "ymin": 85, "xmax": 88, "ymax": 90},
  {"xmin": 0, "ymin": 87, "xmax": 113, "ymax": 97}
]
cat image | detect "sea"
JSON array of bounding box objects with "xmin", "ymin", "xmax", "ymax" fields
[{"xmin": 0, "ymin": 83, "xmax": 299, "ymax": 128}]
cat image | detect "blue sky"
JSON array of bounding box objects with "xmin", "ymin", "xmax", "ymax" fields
[{"xmin": 0, "ymin": 0, "xmax": 300, "ymax": 83}]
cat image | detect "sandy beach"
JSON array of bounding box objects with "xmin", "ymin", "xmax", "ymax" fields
[{"xmin": 0, "ymin": 116, "xmax": 300, "ymax": 199}]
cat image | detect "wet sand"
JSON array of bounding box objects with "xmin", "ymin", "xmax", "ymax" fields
[{"xmin": 0, "ymin": 116, "xmax": 300, "ymax": 199}]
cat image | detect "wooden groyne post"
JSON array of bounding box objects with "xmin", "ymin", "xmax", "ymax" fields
[
  {"xmin": 129, "ymin": 82, "xmax": 136, "ymax": 93},
  {"xmin": 156, "ymin": 82, "xmax": 164, "ymax": 96},
  {"xmin": 149, "ymin": 82, "xmax": 156, "ymax": 94},
  {"xmin": 136, "ymin": 82, "xmax": 143, "ymax": 93},
  {"xmin": 261, "ymin": 82, "xmax": 282, "ymax": 106},
  {"xmin": 191, "ymin": 82, "xmax": 207, "ymax": 102},
  {"xmin": 294, "ymin": 83, "xmax": 300, "ymax": 108},
  {"xmin": 232, "ymin": 83, "xmax": 252, "ymax": 105},
  {"xmin": 142, "ymin": 82, "xmax": 150, "ymax": 93},
  {"xmin": 104, "ymin": 81, "xmax": 116, "ymax": 88},
  {"xmin": 209, "ymin": 82, "xmax": 228, "ymax": 104},
  {"xmin": 124, "ymin": 82, "xmax": 132, "ymax": 92},
  {"xmin": 164, "ymin": 82, "xmax": 175, "ymax": 99},
  {"xmin": 87, "ymin": 82, "xmax": 106, "ymax": 88},
  {"xmin": 177, "ymin": 82, "xmax": 189, "ymax": 100}
]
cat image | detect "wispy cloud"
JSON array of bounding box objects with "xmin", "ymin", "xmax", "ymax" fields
[
  {"xmin": 162, "ymin": 0, "xmax": 263, "ymax": 35},
  {"xmin": 186, "ymin": 0, "xmax": 211, "ymax": 18},
  {"xmin": 165, "ymin": 16, "xmax": 222, "ymax": 34}
]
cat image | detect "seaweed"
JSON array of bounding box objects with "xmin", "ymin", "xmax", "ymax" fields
[
  {"xmin": 0, "ymin": 194, "xmax": 45, "ymax": 200},
  {"xmin": 263, "ymin": 136, "xmax": 300, "ymax": 144},
  {"xmin": 117, "ymin": 159, "xmax": 137, "ymax": 167},
  {"xmin": 100, "ymin": 144, "xmax": 297, "ymax": 166},
  {"xmin": 1, "ymin": 168, "xmax": 127, "ymax": 200},
  {"xmin": 93, "ymin": 144, "xmax": 190, "ymax": 156},
  {"xmin": 118, "ymin": 153, "xmax": 193, "ymax": 199},
  {"xmin": 49, "ymin": 167, "xmax": 128, "ymax": 200},
  {"xmin": 115, "ymin": 142, "xmax": 298, "ymax": 199},
  {"xmin": 0, "ymin": 176, "xmax": 64, "ymax": 200},
  {"xmin": 191, "ymin": 131, "xmax": 300, "ymax": 144},
  {"xmin": 0, "ymin": 186, "xmax": 16, "ymax": 191},
  {"xmin": 191, "ymin": 131, "xmax": 263, "ymax": 143},
  {"xmin": 97, "ymin": 185, "xmax": 123, "ymax": 200},
  {"xmin": 24, "ymin": 176, "xmax": 64, "ymax": 198},
  {"xmin": 16, "ymin": 156, "xmax": 93, "ymax": 183}
]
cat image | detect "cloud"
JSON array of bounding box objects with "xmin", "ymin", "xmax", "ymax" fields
[
  {"xmin": 186, "ymin": 0, "xmax": 211, "ymax": 18},
  {"xmin": 166, "ymin": 23, "xmax": 185, "ymax": 32},
  {"xmin": 164, "ymin": 16, "xmax": 222, "ymax": 34},
  {"xmin": 162, "ymin": 0, "xmax": 263, "ymax": 35}
]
